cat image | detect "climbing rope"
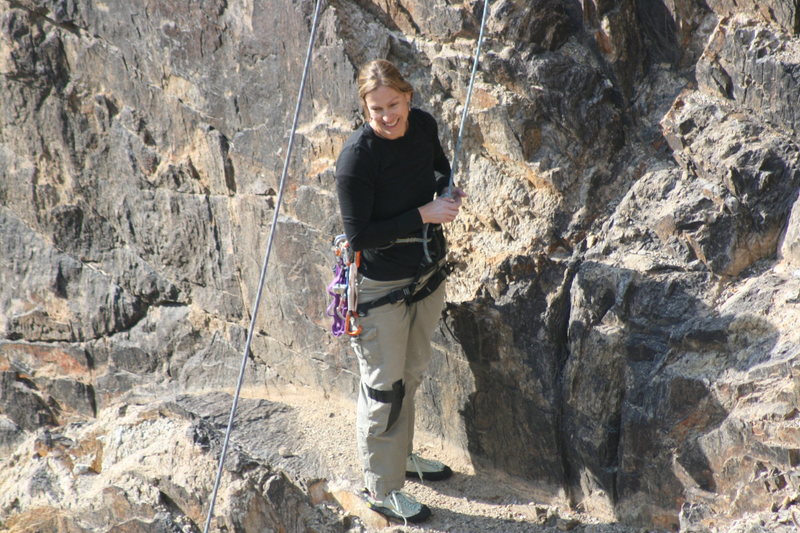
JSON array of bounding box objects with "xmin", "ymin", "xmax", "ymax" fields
[
  {"xmin": 423, "ymin": 0, "xmax": 491, "ymax": 262},
  {"xmin": 448, "ymin": 0, "xmax": 490, "ymax": 192},
  {"xmin": 202, "ymin": 0, "xmax": 324, "ymax": 531}
]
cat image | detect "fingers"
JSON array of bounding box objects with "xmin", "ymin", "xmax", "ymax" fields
[
  {"xmin": 443, "ymin": 192, "xmax": 464, "ymax": 209},
  {"xmin": 419, "ymin": 194, "xmax": 465, "ymax": 224},
  {"xmin": 441, "ymin": 186, "xmax": 467, "ymax": 199},
  {"xmin": 434, "ymin": 197, "xmax": 461, "ymax": 222}
]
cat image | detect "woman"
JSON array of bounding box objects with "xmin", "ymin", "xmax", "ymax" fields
[{"xmin": 335, "ymin": 59, "xmax": 465, "ymax": 523}]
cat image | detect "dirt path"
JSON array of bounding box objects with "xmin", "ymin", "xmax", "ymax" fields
[{"xmin": 245, "ymin": 386, "xmax": 639, "ymax": 533}]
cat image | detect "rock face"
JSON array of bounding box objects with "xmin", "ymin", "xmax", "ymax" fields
[{"xmin": 1, "ymin": 0, "xmax": 800, "ymax": 531}]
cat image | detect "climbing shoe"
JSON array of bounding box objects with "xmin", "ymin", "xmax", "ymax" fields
[
  {"xmin": 406, "ymin": 453, "xmax": 453, "ymax": 481},
  {"xmin": 363, "ymin": 489, "xmax": 431, "ymax": 524}
]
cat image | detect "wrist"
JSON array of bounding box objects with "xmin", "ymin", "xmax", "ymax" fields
[{"xmin": 418, "ymin": 206, "xmax": 428, "ymax": 224}]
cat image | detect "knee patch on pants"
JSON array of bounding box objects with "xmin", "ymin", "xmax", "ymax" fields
[{"xmin": 364, "ymin": 379, "xmax": 405, "ymax": 433}]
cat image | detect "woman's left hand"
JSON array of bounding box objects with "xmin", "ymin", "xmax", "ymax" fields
[{"xmin": 419, "ymin": 199, "xmax": 457, "ymax": 224}]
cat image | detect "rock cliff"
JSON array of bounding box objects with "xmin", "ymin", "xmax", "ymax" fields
[{"xmin": 1, "ymin": 0, "xmax": 799, "ymax": 531}]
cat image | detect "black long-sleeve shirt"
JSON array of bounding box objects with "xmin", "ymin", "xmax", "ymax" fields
[{"xmin": 335, "ymin": 108, "xmax": 451, "ymax": 280}]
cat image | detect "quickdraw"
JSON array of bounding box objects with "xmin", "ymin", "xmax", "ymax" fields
[{"xmin": 326, "ymin": 234, "xmax": 362, "ymax": 337}]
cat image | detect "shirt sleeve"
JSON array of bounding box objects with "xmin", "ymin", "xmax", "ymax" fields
[{"xmin": 335, "ymin": 144, "xmax": 423, "ymax": 251}]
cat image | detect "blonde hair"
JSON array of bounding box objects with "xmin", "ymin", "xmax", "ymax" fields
[{"xmin": 357, "ymin": 59, "xmax": 414, "ymax": 114}]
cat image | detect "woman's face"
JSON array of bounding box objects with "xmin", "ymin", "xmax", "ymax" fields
[{"xmin": 364, "ymin": 85, "xmax": 412, "ymax": 140}]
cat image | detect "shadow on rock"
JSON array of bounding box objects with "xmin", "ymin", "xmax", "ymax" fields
[
  {"xmin": 562, "ymin": 260, "xmax": 781, "ymax": 528},
  {"xmin": 426, "ymin": 256, "xmax": 786, "ymax": 530}
]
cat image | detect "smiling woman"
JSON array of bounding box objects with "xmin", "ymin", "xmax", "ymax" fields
[
  {"xmin": 364, "ymin": 85, "xmax": 412, "ymax": 140},
  {"xmin": 357, "ymin": 60, "xmax": 414, "ymax": 140},
  {"xmin": 334, "ymin": 59, "xmax": 466, "ymax": 524}
]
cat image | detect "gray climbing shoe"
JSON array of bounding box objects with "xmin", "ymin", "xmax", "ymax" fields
[
  {"xmin": 363, "ymin": 489, "xmax": 431, "ymax": 524},
  {"xmin": 406, "ymin": 453, "xmax": 453, "ymax": 481}
]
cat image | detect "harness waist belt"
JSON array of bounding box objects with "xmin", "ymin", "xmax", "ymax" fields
[{"xmin": 357, "ymin": 261, "xmax": 451, "ymax": 317}]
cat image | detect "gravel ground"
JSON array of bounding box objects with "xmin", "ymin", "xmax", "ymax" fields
[{"xmin": 249, "ymin": 387, "xmax": 643, "ymax": 533}]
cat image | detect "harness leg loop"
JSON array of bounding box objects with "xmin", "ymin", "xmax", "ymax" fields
[{"xmin": 364, "ymin": 379, "xmax": 406, "ymax": 432}]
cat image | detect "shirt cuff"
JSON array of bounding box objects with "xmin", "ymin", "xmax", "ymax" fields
[{"xmin": 396, "ymin": 208, "xmax": 424, "ymax": 235}]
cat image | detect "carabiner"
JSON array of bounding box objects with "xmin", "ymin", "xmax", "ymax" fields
[{"xmin": 345, "ymin": 310, "xmax": 362, "ymax": 337}]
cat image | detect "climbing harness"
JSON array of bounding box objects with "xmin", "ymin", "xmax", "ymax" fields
[
  {"xmin": 354, "ymin": 225, "xmax": 449, "ymax": 318},
  {"xmin": 373, "ymin": 235, "xmax": 432, "ymax": 250},
  {"xmin": 354, "ymin": 256, "xmax": 451, "ymax": 317},
  {"xmin": 202, "ymin": 0, "xmax": 324, "ymax": 531},
  {"xmin": 422, "ymin": 0, "xmax": 491, "ymax": 263},
  {"xmin": 325, "ymin": 225, "xmax": 450, "ymax": 337}
]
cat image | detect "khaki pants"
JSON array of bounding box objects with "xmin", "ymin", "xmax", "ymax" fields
[{"xmin": 350, "ymin": 273, "xmax": 446, "ymax": 499}]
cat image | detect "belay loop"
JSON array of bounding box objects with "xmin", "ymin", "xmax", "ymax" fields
[{"xmin": 326, "ymin": 234, "xmax": 362, "ymax": 337}]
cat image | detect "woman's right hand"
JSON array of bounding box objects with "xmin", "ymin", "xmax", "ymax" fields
[{"xmin": 418, "ymin": 193, "xmax": 464, "ymax": 224}]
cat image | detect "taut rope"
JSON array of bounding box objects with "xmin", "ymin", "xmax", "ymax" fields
[
  {"xmin": 448, "ymin": 0, "xmax": 491, "ymax": 192},
  {"xmin": 202, "ymin": 0, "xmax": 324, "ymax": 530},
  {"xmin": 423, "ymin": 0, "xmax": 491, "ymax": 263}
]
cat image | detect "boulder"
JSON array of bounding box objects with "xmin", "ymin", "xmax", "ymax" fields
[{"xmin": 0, "ymin": 394, "xmax": 349, "ymax": 533}]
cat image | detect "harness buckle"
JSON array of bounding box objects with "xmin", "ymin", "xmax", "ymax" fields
[{"xmin": 387, "ymin": 287, "xmax": 413, "ymax": 305}]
